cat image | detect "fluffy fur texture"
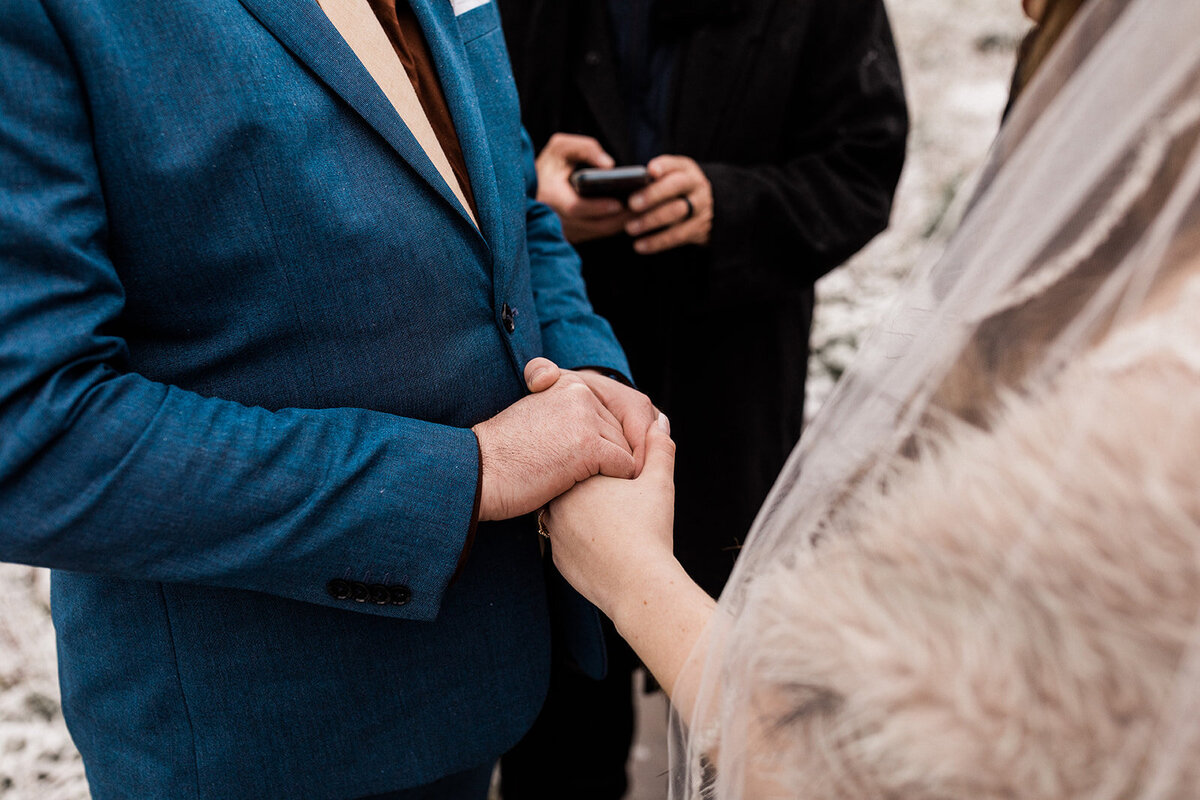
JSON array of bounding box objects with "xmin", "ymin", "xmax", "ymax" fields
[{"xmin": 725, "ymin": 305, "xmax": 1200, "ymax": 799}]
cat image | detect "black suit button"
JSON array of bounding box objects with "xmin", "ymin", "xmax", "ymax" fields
[
  {"xmin": 369, "ymin": 584, "xmax": 390, "ymax": 605},
  {"xmin": 326, "ymin": 579, "xmax": 352, "ymax": 600},
  {"xmin": 501, "ymin": 303, "xmax": 516, "ymax": 333},
  {"xmin": 350, "ymin": 581, "xmax": 370, "ymax": 603},
  {"xmin": 389, "ymin": 585, "xmax": 412, "ymax": 606}
]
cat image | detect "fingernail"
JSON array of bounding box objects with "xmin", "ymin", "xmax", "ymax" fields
[
  {"xmin": 626, "ymin": 221, "xmax": 641, "ymax": 235},
  {"xmin": 657, "ymin": 412, "xmax": 670, "ymax": 434},
  {"xmin": 629, "ymin": 196, "xmax": 644, "ymax": 211},
  {"xmin": 634, "ymin": 240, "xmax": 648, "ymax": 254}
]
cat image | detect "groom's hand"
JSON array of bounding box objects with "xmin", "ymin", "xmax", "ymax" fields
[
  {"xmin": 526, "ymin": 359, "xmax": 659, "ymax": 473},
  {"xmin": 571, "ymin": 368, "xmax": 658, "ymax": 475},
  {"xmin": 472, "ymin": 359, "xmax": 654, "ymax": 522}
]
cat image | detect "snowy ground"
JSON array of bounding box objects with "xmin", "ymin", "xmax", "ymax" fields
[{"xmin": 0, "ymin": 1, "xmax": 1027, "ymax": 796}]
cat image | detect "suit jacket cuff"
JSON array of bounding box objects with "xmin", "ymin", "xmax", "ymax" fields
[
  {"xmin": 540, "ymin": 316, "xmax": 632, "ymax": 382},
  {"xmin": 450, "ymin": 435, "xmax": 485, "ymax": 583},
  {"xmin": 317, "ymin": 418, "xmax": 481, "ymax": 623}
]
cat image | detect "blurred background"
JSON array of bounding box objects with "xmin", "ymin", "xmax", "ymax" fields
[{"xmin": 0, "ymin": 0, "xmax": 1026, "ymax": 796}]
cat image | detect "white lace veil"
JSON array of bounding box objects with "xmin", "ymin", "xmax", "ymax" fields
[{"xmin": 669, "ymin": 0, "xmax": 1200, "ymax": 796}]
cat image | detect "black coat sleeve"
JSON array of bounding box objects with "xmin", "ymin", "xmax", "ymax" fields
[{"xmin": 702, "ymin": 0, "xmax": 908, "ymax": 286}]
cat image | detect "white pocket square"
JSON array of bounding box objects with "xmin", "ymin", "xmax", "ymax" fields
[{"xmin": 451, "ymin": 0, "xmax": 490, "ymax": 16}]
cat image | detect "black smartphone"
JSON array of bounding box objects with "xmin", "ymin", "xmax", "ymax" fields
[{"xmin": 569, "ymin": 166, "xmax": 652, "ymax": 200}]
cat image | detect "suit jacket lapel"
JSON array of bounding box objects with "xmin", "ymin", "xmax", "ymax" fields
[
  {"xmin": 235, "ymin": 0, "xmax": 484, "ymax": 239},
  {"xmin": 407, "ymin": 0, "xmax": 505, "ymax": 256},
  {"xmin": 671, "ymin": 0, "xmax": 772, "ymax": 156}
]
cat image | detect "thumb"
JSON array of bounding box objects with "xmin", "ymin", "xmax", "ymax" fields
[
  {"xmin": 639, "ymin": 413, "xmax": 676, "ymax": 480},
  {"xmin": 564, "ymin": 137, "xmax": 616, "ymax": 169},
  {"xmin": 524, "ymin": 357, "xmax": 562, "ymax": 393},
  {"xmin": 589, "ymin": 147, "xmax": 617, "ymax": 169}
]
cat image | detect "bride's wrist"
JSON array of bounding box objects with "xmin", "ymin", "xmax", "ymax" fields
[
  {"xmin": 609, "ymin": 556, "xmax": 697, "ymax": 639},
  {"xmin": 608, "ymin": 555, "xmax": 716, "ymax": 705}
]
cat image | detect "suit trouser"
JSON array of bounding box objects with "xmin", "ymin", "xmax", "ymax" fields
[
  {"xmin": 500, "ymin": 620, "xmax": 639, "ymax": 800},
  {"xmin": 358, "ymin": 762, "xmax": 494, "ymax": 800}
]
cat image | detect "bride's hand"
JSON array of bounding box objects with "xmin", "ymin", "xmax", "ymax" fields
[{"xmin": 545, "ymin": 412, "xmax": 679, "ymax": 622}]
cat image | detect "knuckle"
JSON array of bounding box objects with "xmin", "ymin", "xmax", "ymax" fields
[
  {"xmin": 567, "ymin": 420, "xmax": 594, "ymax": 445},
  {"xmin": 571, "ymin": 438, "xmax": 591, "ymax": 462},
  {"xmin": 574, "ymin": 383, "xmax": 599, "ymax": 405}
]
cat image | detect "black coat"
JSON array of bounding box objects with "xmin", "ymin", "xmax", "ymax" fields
[{"xmin": 499, "ymin": 0, "xmax": 908, "ymax": 596}]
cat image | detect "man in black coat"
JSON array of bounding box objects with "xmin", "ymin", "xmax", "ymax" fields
[{"xmin": 498, "ymin": 1, "xmax": 908, "ymax": 796}]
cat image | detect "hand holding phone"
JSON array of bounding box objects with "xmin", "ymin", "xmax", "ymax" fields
[
  {"xmin": 622, "ymin": 155, "xmax": 714, "ymax": 255},
  {"xmin": 534, "ymin": 134, "xmax": 636, "ymax": 243}
]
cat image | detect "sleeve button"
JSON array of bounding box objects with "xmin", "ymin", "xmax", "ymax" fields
[
  {"xmin": 369, "ymin": 584, "xmax": 391, "ymax": 605},
  {"xmin": 389, "ymin": 585, "xmax": 412, "ymax": 606},
  {"xmin": 326, "ymin": 579, "xmax": 352, "ymax": 600},
  {"xmin": 350, "ymin": 581, "xmax": 370, "ymax": 603}
]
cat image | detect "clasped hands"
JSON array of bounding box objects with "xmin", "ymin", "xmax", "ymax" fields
[
  {"xmin": 472, "ymin": 357, "xmax": 656, "ymax": 522},
  {"xmin": 534, "ymin": 133, "xmax": 714, "ymax": 252},
  {"xmin": 472, "ymin": 358, "xmax": 680, "ymax": 623}
]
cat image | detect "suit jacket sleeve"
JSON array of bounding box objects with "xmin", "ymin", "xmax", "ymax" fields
[
  {"xmin": 0, "ymin": 0, "xmax": 478, "ymax": 623},
  {"xmin": 702, "ymin": 0, "xmax": 908, "ymax": 285},
  {"xmin": 520, "ymin": 128, "xmax": 633, "ymax": 376}
]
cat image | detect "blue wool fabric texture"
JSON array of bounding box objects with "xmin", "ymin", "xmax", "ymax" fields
[{"xmin": 0, "ymin": 0, "xmax": 628, "ymax": 796}]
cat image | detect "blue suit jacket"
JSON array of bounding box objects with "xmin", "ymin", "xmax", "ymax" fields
[{"xmin": 0, "ymin": 0, "xmax": 627, "ymax": 796}]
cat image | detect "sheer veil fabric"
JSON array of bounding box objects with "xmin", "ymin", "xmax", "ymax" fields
[{"xmin": 669, "ymin": 0, "xmax": 1200, "ymax": 796}]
